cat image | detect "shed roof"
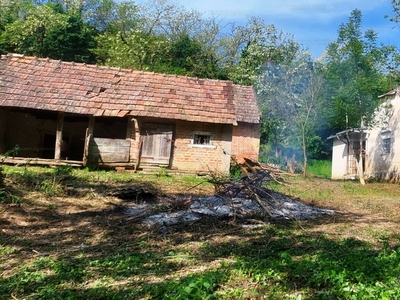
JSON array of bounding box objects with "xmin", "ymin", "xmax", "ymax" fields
[
  {"xmin": 0, "ymin": 54, "xmax": 260, "ymax": 125},
  {"xmin": 327, "ymin": 128, "xmax": 365, "ymax": 140},
  {"xmin": 378, "ymin": 88, "xmax": 400, "ymax": 99}
]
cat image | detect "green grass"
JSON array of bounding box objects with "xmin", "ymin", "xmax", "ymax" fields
[
  {"xmin": 2, "ymin": 165, "xmax": 400, "ymax": 299},
  {"xmin": 307, "ymin": 159, "xmax": 332, "ymax": 178},
  {"xmin": 2, "ymin": 227, "xmax": 400, "ymax": 299}
]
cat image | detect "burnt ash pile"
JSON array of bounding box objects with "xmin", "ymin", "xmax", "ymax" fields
[{"xmin": 123, "ymin": 160, "xmax": 334, "ymax": 227}]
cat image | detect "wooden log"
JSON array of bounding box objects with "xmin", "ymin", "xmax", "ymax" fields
[{"xmin": 0, "ymin": 156, "xmax": 82, "ymax": 167}]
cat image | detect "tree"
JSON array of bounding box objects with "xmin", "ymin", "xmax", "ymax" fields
[
  {"xmin": 1, "ymin": 2, "xmax": 96, "ymax": 61},
  {"xmin": 0, "ymin": 0, "xmax": 34, "ymax": 54},
  {"xmin": 256, "ymin": 51, "xmax": 326, "ymax": 177},
  {"xmin": 322, "ymin": 9, "xmax": 390, "ymax": 184},
  {"xmin": 384, "ymin": 0, "xmax": 400, "ymax": 86},
  {"xmin": 93, "ymin": 29, "xmax": 169, "ymax": 70},
  {"xmin": 41, "ymin": 11, "xmax": 96, "ymax": 62},
  {"xmin": 226, "ymin": 17, "xmax": 300, "ymax": 86},
  {"xmin": 2, "ymin": 3, "xmax": 69, "ymax": 56}
]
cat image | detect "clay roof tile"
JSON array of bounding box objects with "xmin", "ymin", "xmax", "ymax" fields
[{"xmin": 0, "ymin": 53, "xmax": 259, "ymax": 125}]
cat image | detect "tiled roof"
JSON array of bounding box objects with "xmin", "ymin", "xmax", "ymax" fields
[
  {"xmin": 0, "ymin": 54, "xmax": 260, "ymax": 125},
  {"xmin": 233, "ymin": 85, "xmax": 259, "ymax": 124}
]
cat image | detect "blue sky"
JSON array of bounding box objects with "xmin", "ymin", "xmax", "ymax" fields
[{"xmin": 137, "ymin": 0, "xmax": 399, "ymax": 58}]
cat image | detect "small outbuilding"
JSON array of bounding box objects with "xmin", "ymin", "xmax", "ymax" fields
[
  {"xmin": 0, "ymin": 53, "xmax": 261, "ymax": 173},
  {"xmin": 328, "ymin": 87, "xmax": 400, "ymax": 181}
]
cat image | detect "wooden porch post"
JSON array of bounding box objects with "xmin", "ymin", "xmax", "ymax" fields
[
  {"xmin": 54, "ymin": 112, "xmax": 64, "ymax": 160},
  {"xmin": 83, "ymin": 116, "xmax": 95, "ymax": 166}
]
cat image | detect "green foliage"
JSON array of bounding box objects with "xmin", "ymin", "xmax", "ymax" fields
[
  {"xmin": 3, "ymin": 166, "xmax": 400, "ymax": 298},
  {"xmin": 3, "ymin": 144, "xmax": 20, "ymax": 158},
  {"xmin": 228, "ymin": 18, "xmax": 300, "ymax": 86},
  {"xmin": 155, "ymin": 166, "xmax": 170, "ymax": 177},
  {"xmin": 2, "ymin": 3, "xmax": 69, "ymax": 56},
  {"xmin": 0, "ymin": 166, "xmax": 21, "ymax": 204},
  {"xmin": 7, "ymin": 166, "xmax": 66, "ymax": 196},
  {"xmin": 229, "ymin": 162, "xmax": 243, "ymax": 179},
  {"xmin": 0, "ymin": 188, "xmax": 20, "ymax": 204},
  {"xmin": 93, "ymin": 29, "xmax": 169, "ymax": 70},
  {"xmin": 307, "ymin": 160, "xmax": 332, "ymax": 178},
  {"xmin": 0, "ymin": 166, "xmax": 3, "ymax": 187},
  {"xmin": 256, "ymin": 50, "xmax": 327, "ymax": 177},
  {"xmin": 322, "ymin": 9, "xmax": 391, "ymax": 130}
]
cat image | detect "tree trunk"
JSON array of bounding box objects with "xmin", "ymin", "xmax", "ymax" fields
[
  {"xmin": 358, "ymin": 120, "xmax": 366, "ymax": 185},
  {"xmin": 302, "ymin": 128, "xmax": 307, "ymax": 178}
]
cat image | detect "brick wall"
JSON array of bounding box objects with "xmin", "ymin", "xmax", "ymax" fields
[
  {"xmin": 130, "ymin": 118, "xmax": 232, "ymax": 173},
  {"xmin": 172, "ymin": 120, "xmax": 232, "ymax": 173},
  {"xmin": 231, "ymin": 122, "xmax": 261, "ymax": 163},
  {"xmin": 129, "ymin": 118, "xmax": 260, "ymax": 173}
]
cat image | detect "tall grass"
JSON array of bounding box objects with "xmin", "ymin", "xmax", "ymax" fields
[{"xmin": 307, "ymin": 159, "xmax": 331, "ymax": 178}]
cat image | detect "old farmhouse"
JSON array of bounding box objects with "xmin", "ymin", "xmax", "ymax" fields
[{"xmin": 0, "ymin": 54, "xmax": 260, "ymax": 173}]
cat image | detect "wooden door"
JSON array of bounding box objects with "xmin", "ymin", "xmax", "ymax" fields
[{"xmin": 140, "ymin": 123, "xmax": 174, "ymax": 166}]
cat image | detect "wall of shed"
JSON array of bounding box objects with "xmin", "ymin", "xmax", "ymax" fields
[
  {"xmin": 331, "ymin": 138, "xmax": 348, "ymax": 179},
  {"xmin": 365, "ymin": 95, "xmax": 400, "ymax": 180},
  {"xmin": 231, "ymin": 122, "xmax": 261, "ymax": 163},
  {"xmin": 0, "ymin": 108, "xmax": 7, "ymax": 154},
  {"xmin": 4, "ymin": 110, "xmax": 56, "ymax": 157}
]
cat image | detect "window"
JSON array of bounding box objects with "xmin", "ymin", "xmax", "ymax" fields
[
  {"xmin": 190, "ymin": 131, "xmax": 215, "ymax": 148},
  {"xmin": 380, "ymin": 129, "xmax": 391, "ymax": 155},
  {"xmin": 382, "ymin": 137, "xmax": 391, "ymax": 154},
  {"xmin": 194, "ymin": 134, "xmax": 211, "ymax": 145}
]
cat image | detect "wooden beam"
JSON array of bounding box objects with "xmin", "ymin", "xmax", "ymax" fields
[
  {"xmin": 54, "ymin": 112, "xmax": 64, "ymax": 160},
  {"xmin": 88, "ymin": 116, "xmax": 95, "ymax": 135},
  {"xmin": 83, "ymin": 116, "xmax": 95, "ymax": 166},
  {"xmin": 0, "ymin": 156, "xmax": 82, "ymax": 167}
]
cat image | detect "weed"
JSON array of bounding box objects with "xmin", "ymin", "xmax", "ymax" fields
[
  {"xmin": 0, "ymin": 166, "xmax": 4, "ymax": 187},
  {"xmin": 54, "ymin": 165, "xmax": 73, "ymax": 176},
  {"xmin": 0, "ymin": 188, "xmax": 21, "ymax": 204},
  {"xmin": 48, "ymin": 203, "xmax": 57, "ymax": 209},
  {"xmin": 39, "ymin": 178, "xmax": 63, "ymax": 196},
  {"xmin": 155, "ymin": 167, "xmax": 170, "ymax": 177},
  {"xmin": 0, "ymin": 246, "xmax": 16, "ymax": 255},
  {"xmin": 3, "ymin": 144, "xmax": 20, "ymax": 158},
  {"xmin": 229, "ymin": 161, "xmax": 243, "ymax": 179}
]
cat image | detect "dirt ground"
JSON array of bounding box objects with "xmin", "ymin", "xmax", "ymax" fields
[{"xmin": 2, "ymin": 172, "xmax": 400, "ymax": 294}]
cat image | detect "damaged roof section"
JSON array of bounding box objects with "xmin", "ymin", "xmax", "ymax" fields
[{"xmin": 0, "ymin": 53, "xmax": 260, "ymax": 125}]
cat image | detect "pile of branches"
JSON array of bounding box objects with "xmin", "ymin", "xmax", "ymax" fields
[{"xmin": 209, "ymin": 158, "xmax": 293, "ymax": 219}]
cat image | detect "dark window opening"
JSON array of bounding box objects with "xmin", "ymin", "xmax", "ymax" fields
[
  {"xmin": 382, "ymin": 138, "xmax": 391, "ymax": 154},
  {"xmin": 194, "ymin": 134, "xmax": 211, "ymax": 145}
]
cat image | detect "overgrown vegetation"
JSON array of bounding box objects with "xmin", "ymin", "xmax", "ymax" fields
[{"xmin": 1, "ymin": 166, "xmax": 400, "ymax": 299}]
